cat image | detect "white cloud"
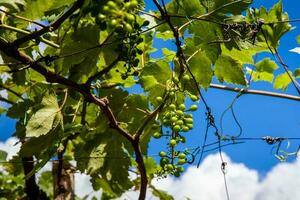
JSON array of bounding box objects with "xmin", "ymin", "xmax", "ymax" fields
[
  {"xmin": 290, "ymin": 47, "xmax": 300, "ymax": 54},
  {"xmin": 2, "ymin": 137, "xmax": 300, "ymax": 200},
  {"xmin": 0, "ymin": 137, "xmax": 21, "ymax": 160}
]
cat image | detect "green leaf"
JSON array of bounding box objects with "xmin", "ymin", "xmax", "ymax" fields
[
  {"xmin": 59, "ymin": 24, "xmax": 101, "ymax": 83},
  {"xmin": 26, "ymin": 93, "xmax": 62, "ymax": 137},
  {"xmin": 162, "ymin": 48, "xmax": 176, "ymax": 62},
  {"xmin": 156, "ymin": 31, "xmax": 174, "ymax": 41},
  {"xmin": 38, "ymin": 171, "xmax": 53, "ymax": 199},
  {"xmin": 201, "ymin": 0, "xmax": 252, "ymax": 15},
  {"xmin": 274, "ymin": 71, "xmax": 293, "ymax": 90},
  {"xmin": 214, "ymin": 55, "xmax": 247, "ymax": 85},
  {"xmin": 140, "ymin": 60, "xmax": 172, "ymax": 104},
  {"xmin": 248, "ymin": 58, "xmax": 278, "ymax": 83},
  {"xmin": 184, "ymin": 38, "xmax": 213, "ymax": 89},
  {"xmin": 20, "ymin": 0, "xmax": 73, "ymax": 19},
  {"xmin": 118, "ymin": 94, "xmax": 148, "ymax": 133},
  {"xmin": 255, "ymin": 58, "xmax": 278, "ymax": 73}
]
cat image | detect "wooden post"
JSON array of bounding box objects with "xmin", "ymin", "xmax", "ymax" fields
[{"xmin": 52, "ymin": 161, "xmax": 75, "ymax": 200}]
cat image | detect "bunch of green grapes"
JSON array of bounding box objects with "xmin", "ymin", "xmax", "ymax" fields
[
  {"xmin": 95, "ymin": 0, "xmax": 142, "ymax": 33},
  {"xmin": 152, "ymin": 75, "xmax": 199, "ymax": 177}
]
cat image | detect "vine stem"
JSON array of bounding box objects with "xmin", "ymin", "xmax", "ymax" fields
[{"xmin": 210, "ymin": 83, "xmax": 300, "ymax": 101}]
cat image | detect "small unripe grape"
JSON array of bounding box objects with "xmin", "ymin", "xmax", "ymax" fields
[
  {"xmin": 102, "ymin": 5, "xmax": 110, "ymax": 13},
  {"xmin": 124, "ymin": 23, "xmax": 133, "ymax": 32},
  {"xmin": 173, "ymin": 125, "xmax": 181, "ymax": 132},
  {"xmin": 175, "ymin": 120, "xmax": 184, "ymax": 126},
  {"xmin": 177, "ymin": 166, "xmax": 184, "ymax": 172},
  {"xmin": 189, "ymin": 104, "xmax": 198, "ymax": 111},
  {"xmin": 109, "ymin": 19, "xmax": 118, "ymax": 27},
  {"xmin": 185, "ymin": 113, "xmax": 193, "ymax": 118},
  {"xmin": 176, "ymin": 110, "xmax": 184, "ymax": 116},
  {"xmin": 184, "ymin": 118, "xmax": 193, "ymax": 124},
  {"xmin": 169, "ymin": 91, "xmax": 175, "ymax": 98},
  {"xmin": 153, "ymin": 132, "xmax": 162, "ymax": 139},
  {"xmin": 107, "ymin": 1, "xmax": 118, "ymax": 9},
  {"xmin": 182, "ymin": 74, "xmax": 190, "ymax": 82},
  {"xmin": 159, "ymin": 151, "xmax": 167, "ymax": 157},
  {"xmin": 177, "ymin": 158, "xmax": 186, "ymax": 165},
  {"xmin": 169, "ymin": 104, "xmax": 176, "ymax": 110},
  {"xmin": 125, "ymin": 14, "xmax": 135, "ymax": 22},
  {"xmin": 170, "ymin": 116, "xmax": 178, "ymax": 123},
  {"xmin": 190, "ymin": 94, "xmax": 198, "ymax": 101},
  {"xmin": 156, "ymin": 96, "xmax": 163, "ymax": 103},
  {"xmin": 178, "ymin": 153, "xmax": 186, "ymax": 159},
  {"xmin": 182, "ymin": 126, "xmax": 189, "ymax": 132},
  {"xmin": 169, "ymin": 139, "xmax": 177, "ymax": 147},
  {"xmin": 178, "ymin": 104, "xmax": 185, "ymax": 110},
  {"xmin": 166, "ymin": 164, "xmax": 174, "ymax": 170},
  {"xmin": 186, "ymin": 123, "xmax": 193, "ymax": 129}
]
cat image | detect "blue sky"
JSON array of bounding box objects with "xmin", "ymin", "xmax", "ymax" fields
[
  {"xmin": 146, "ymin": 0, "xmax": 300, "ymax": 174},
  {"xmin": 0, "ymin": 0, "xmax": 300, "ymax": 183}
]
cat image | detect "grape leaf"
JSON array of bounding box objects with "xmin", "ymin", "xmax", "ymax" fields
[
  {"xmin": 26, "ymin": 93, "xmax": 63, "ymax": 137},
  {"xmin": 274, "ymin": 71, "xmax": 293, "ymax": 90},
  {"xmin": 214, "ymin": 55, "xmax": 247, "ymax": 85}
]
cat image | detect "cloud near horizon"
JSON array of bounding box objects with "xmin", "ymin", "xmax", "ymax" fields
[{"xmin": 1, "ymin": 137, "xmax": 300, "ymax": 200}]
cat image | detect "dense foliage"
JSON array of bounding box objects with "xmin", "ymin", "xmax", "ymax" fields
[{"xmin": 0, "ymin": 0, "xmax": 299, "ymax": 199}]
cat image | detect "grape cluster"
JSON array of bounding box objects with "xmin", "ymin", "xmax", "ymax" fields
[
  {"xmin": 94, "ymin": 0, "xmax": 141, "ymax": 33},
  {"xmin": 152, "ymin": 75, "xmax": 200, "ymax": 176}
]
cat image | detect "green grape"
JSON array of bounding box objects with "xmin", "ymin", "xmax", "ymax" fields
[
  {"xmin": 178, "ymin": 153, "xmax": 186, "ymax": 159},
  {"xmin": 156, "ymin": 96, "xmax": 163, "ymax": 103},
  {"xmin": 169, "ymin": 139, "xmax": 177, "ymax": 147},
  {"xmin": 177, "ymin": 166, "xmax": 184, "ymax": 173},
  {"xmin": 166, "ymin": 164, "xmax": 174, "ymax": 171},
  {"xmin": 190, "ymin": 94, "xmax": 198, "ymax": 101},
  {"xmin": 184, "ymin": 113, "xmax": 193, "ymax": 118},
  {"xmin": 109, "ymin": 19, "xmax": 118, "ymax": 27},
  {"xmin": 169, "ymin": 91, "xmax": 175, "ymax": 98},
  {"xmin": 159, "ymin": 151, "xmax": 167, "ymax": 157},
  {"xmin": 189, "ymin": 104, "xmax": 198, "ymax": 111},
  {"xmin": 153, "ymin": 132, "xmax": 162, "ymax": 139},
  {"xmin": 182, "ymin": 74, "xmax": 190, "ymax": 82},
  {"xmin": 175, "ymin": 110, "xmax": 184, "ymax": 116},
  {"xmin": 169, "ymin": 104, "xmax": 176, "ymax": 110},
  {"xmin": 124, "ymin": 23, "xmax": 133, "ymax": 32},
  {"xmin": 173, "ymin": 125, "xmax": 181, "ymax": 132},
  {"xmin": 184, "ymin": 118, "xmax": 193, "ymax": 124},
  {"xmin": 178, "ymin": 104, "xmax": 186, "ymax": 110},
  {"xmin": 175, "ymin": 120, "xmax": 184, "ymax": 126},
  {"xmin": 107, "ymin": 1, "xmax": 118, "ymax": 9},
  {"xmin": 177, "ymin": 158, "xmax": 186, "ymax": 165},
  {"xmin": 102, "ymin": 5, "xmax": 110, "ymax": 13},
  {"xmin": 98, "ymin": 14, "xmax": 106, "ymax": 20},
  {"xmin": 170, "ymin": 116, "xmax": 178, "ymax": 123},
  {"xmin": 186, "ymin": 123, "xmax": 193, "ymax": 129},
  {"xmin": 181, "ymin": 126, "xmax": 189, "ymax": 132},
  {"xmin": 125, "ymin": 14, "xmax": 135, "ymax": 22}
]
